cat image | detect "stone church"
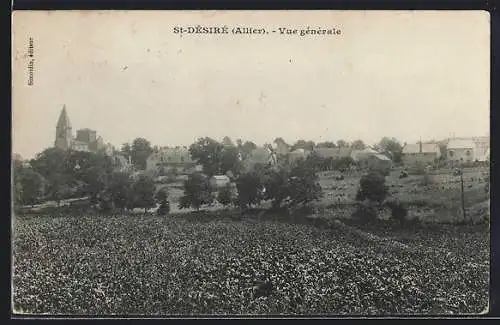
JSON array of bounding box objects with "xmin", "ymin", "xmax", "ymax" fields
[{"xmin": 54, "ymin": 105, "xmax": 114, "ymax": 155}]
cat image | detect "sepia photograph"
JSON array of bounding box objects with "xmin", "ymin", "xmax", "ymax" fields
[{"xmin": 11, "ymin": 10, "xmax": 490, "ymax": 316}]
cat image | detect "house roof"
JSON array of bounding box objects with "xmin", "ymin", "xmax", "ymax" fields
[
  {"xmin": 290, "ymin": 148, "xmax": 311, "ymax": 157},
  {"xmin": 245, "ymin": 147, "xmax": 271, "ymax": 164},
  {"xmin": 211, "ymin": 175, "xmax": 230, "ymax": 181},
  {"xmin": 447, "ymin": 139, "xmax": 475, "ymax": 150},
  {"xmin": 150, "ymin": 147, "xmax": 194, "ymax": 164},
  {"xmin": 351, "ymin": 148, "xmax": 379, "ymax": 161},
  {"xmin": 373, "ymin": 154, "xmax": 391, "ymax": 161},
  {"xmin": 313, "ymin": 147, "xmax": 353, "ymax": 159},
  {"xmin": 402, "ymin": 143, "xmax": 440, "ymax": 154}
]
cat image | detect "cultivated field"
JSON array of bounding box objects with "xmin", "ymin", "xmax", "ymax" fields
[
  {"xmin": 12, "ymin": 214, "xmax": 489, "ymax": 315},
  {"xmin": 316, "ymin": 167, "xmax": 489, "ymax": 223}
]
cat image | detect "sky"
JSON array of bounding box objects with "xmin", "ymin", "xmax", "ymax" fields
[{"xmin": 12, "ymin": 11, "xmax": 490, "ymax": 159}]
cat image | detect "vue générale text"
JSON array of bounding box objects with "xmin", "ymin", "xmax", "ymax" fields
[{"xmin": 172, "ymin": 26, "xmax": 342, "ymax": 37}]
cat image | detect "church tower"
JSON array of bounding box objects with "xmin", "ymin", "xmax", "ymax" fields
[{"xmin": 54, "ymin": 105, "xmax": 73, "ymax": 150}]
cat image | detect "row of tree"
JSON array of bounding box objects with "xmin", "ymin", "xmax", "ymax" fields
[
  {"xmin": 117, "ymin": 136, "xmax": 408, "ymax": 173},
  {"xmin": 178, "ymin": 155, "xmax": 323, "ymax": 212},
  {"xmin": 13, "ymin": 149, "xmax": 169, "ymax": 214}
]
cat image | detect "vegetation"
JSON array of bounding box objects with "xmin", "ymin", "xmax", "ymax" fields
[
  {"xmin": 217, "ymin": 184, "xmax": 233, "ymax": 208},
  {"xmin": 155, "ymin": 188, "xmax": 170, "ymax": 216},
  {"xmin": 356, "ymin": 171, "xmax": 388, "ymax": 205},
  {"xmin": 178, "ymin": 173, "xmax": 214, "ymax": 211},
  {"xmin": 12, "ymin": 216, "xmax": 489, "ymax": 315}
]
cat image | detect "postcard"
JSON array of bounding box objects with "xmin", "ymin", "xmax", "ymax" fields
[{"xmin": 11, "ymin": 10, "xmax": 490, "ymax": 316}]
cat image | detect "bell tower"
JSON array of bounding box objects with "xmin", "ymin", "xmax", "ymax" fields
[{"xmin": 54, "ymin": 105, "xmax": 72, "ymax": 150}]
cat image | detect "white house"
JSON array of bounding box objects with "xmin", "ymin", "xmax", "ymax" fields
[
  {"xmin": 446, "ymin": 139, "xmax": 476, "ymax": 163},
  {"xmin": 209, "ymin": 175, "xmax": 231, "ymax": 190}
]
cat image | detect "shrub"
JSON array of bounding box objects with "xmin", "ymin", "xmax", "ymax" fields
[
  {"xmin": 155, "ymin": 188, "xmax": 170, "ymax": 216},
  {"xmin": 352, "ymin": 204, "xmax": 378, "ymax": 223},
  {"xmin": 287, "ymin": 159, "xmax": 323, "ymax": 208},
  {"xmin": 385, "ymin": 201, "xmax": 409, "ymax": 224},
  {"xmin": 355, "ymin": 171, "xmax": 388, "ymax": 205},
  {"xmin": 235, "ymin": 172, "xmax": 263, "ymax": 210},
  {"xmin": 179, "ymin": 173, "xmax": 214, "ymax": 211},
  {"xmin": 217, "ymin": 184, "xmax": 233, "ymax": 207}
]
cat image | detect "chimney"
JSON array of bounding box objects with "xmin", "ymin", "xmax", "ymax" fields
[{"xmin": 419, "ymin": 140, "xmax": 422, "ymax": 153}]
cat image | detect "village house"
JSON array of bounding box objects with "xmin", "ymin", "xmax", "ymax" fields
[
  {"xmin": 146, "ymin": 146, "xmax": 198, "ymax": 174},
  {"xmin": 359, "ymin": 154, "xmax": 392, "ymax": 175},
  {"xmin": 242, "ymin": 147, "xmax": 275, "ymax": 171},
  {"xmin": 209, "ymin": 175, "xmax": 232, "ymax": 190},
  {"xmin": 350, "ymin": 148, "xmax": 379, "ymax": 162},
  {"xmin": 446, "ymin": 139, "xmax": 476, "ymax": 163},
  {"xmin": 288, "ymin": 148, "xmax": 311, "ymax": 164},
  {"xmin": 401, "ymin": 142, "xmax": 441, "ymax": 166},
  {"xmin": 446, "ymin": 136, "xmax": 490, "ymax": 163}
]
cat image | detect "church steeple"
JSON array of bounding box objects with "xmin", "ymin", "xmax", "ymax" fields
[
  {"xmin": 55, "ymin": 105, "xmax": 73, "ymax": 150},
  {"xmin": 56, "ymin": 105, "xmax": 71, "ymax": 129}
]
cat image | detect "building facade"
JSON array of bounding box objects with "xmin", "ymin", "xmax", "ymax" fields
[
  {"xmin": 402, "ymin": 143, "xmax": 441, "ymax": 166},
  {"xmin": 146, "ymin": 147, "xmax": 197, "ymax": 174},
  {"xmin": 54, "ymin": 105, "xmax": 114, "ymax": 154},
  {"xmin": 446, "ymin": 137, "xmax": 489, "ymax": 163},
  {"xmin": 446, "ymin": 139, "xmax": 476, "ymax": 163}
]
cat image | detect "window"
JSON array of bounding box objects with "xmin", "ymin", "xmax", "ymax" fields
[
  {"xmin": 466, "ymin": 150, "xmax": 471, "ymax": 157},
  {"xmin": 448, "ymin": 151, "xmax": 454, "ymax": 157}
]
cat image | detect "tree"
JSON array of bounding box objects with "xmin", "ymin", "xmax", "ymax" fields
[
  {"xmin": 78, "ymin": 152, "xmax": 114, "ymax": 202},
  {"xmin": 179, "ymin": 173, "xmax": 214, "ymax": 211},
  {"xmin": 316, "ymin": 141, "xmax": 337, "ymax": 148},
  {"xmin": 221, "ymin": 145, "xmax": 243, "ymax": 177},
  {"xmin": 438, "ymin": 142, "xmax": 448, "ymax": 161},
  {"xmin": 109, "ymin": 171, "xmax": 133, "ymax": 212},
  {"xmin": 287, "ymin": 158, "xmax": 323, "ymax": 208},
  {"xmin": 155, "ymin": 187, "xmax": 170, "ymax": 216},
  {"xmin": 336, "ymin": 140, "xmax": 350, "ymax": 148},
  {"xmin": 130, "ymin": 138, "xmax": 153, "ymax": 170},
  {"xmin": 261, "ymin": 167, "xmax": 290, "ymax": 209},
  {"xmin": 351, "ymin": 140, "xmax": 366, "ymax": 150},
  {"xmin": 47, "ymin": 173, "xmax": 72, "ymax": 207},
  {"xmin": 291, "ymin": 140, "xmax": 315, "ymax": 151},
  {"xmin": 14, "ymin": 165, "xmax": 45, "ymax": 207},
  {"xmin": 189, "ymin": 137, "xmax": 241, "ymax": 177},
  {"xmin": 120, "ymin": 143, "xmax": 132, "ymax": 161},
  {"xmin": 222, "ymin": 136, "xmax": 234, "ymax": 147},
  {"xmin": 97, "ymin": 188, "xmax": 114, "ymax": 213},
  {"xmin": 375, "ymin": 137, "xmax": 403, "ymax": 164},
  {"xmin": 130, "ymin": 175, "xmax": 156, "ymax": 213},
  {"xmin": 189, "ymin": 137, "xmax": 225, "ymax": 177},
  {"xmin": 273, "ymin": 137, "xmax": 290, "ymax": 151},
  {"xmin": 217, "ymin": 184, "xmax": 233, "ymax": 208},
  {"xmin": 238, "ymin": 140, "xmax": 258, "ymax": 161},
  {"xmin": 235, "ymin": 171, "xmax": 263, "ymax": 210},
  {"xmin": 12, "ymin": 158, "xmax": 24, "ymax": 209},
  {"xmin": 356, "ymin": 171, "xmax": 388, "ymax": 205}
]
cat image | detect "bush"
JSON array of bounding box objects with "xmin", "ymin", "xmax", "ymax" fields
[
  {"xmin": 217, "ymin": 184, "xmax": 233, "ymax": 207},
  {"xmin": 155, "ymin": 188, "xmax": 170, "ymax": 216},
  {"xmin": 179, "ymin": 173, "xmax": 214, "ymax": 211},
  {"xmin": 351, "ymin": 205, "xmax": 378, "ymax": 223},
  {"xmin": 157, "ymin": 202, "xmax": 170, "ymax": 216},
  {"xmin": 355, "ymin": 172, "xmax": 388, "ymax": 205},
  {"xmin": 235, "ymin": 172, "xmax": 263, "ymax": 210},
  {"xmin": 385, "ymin": 201, "xmax": 409, "ymax": 224}
]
